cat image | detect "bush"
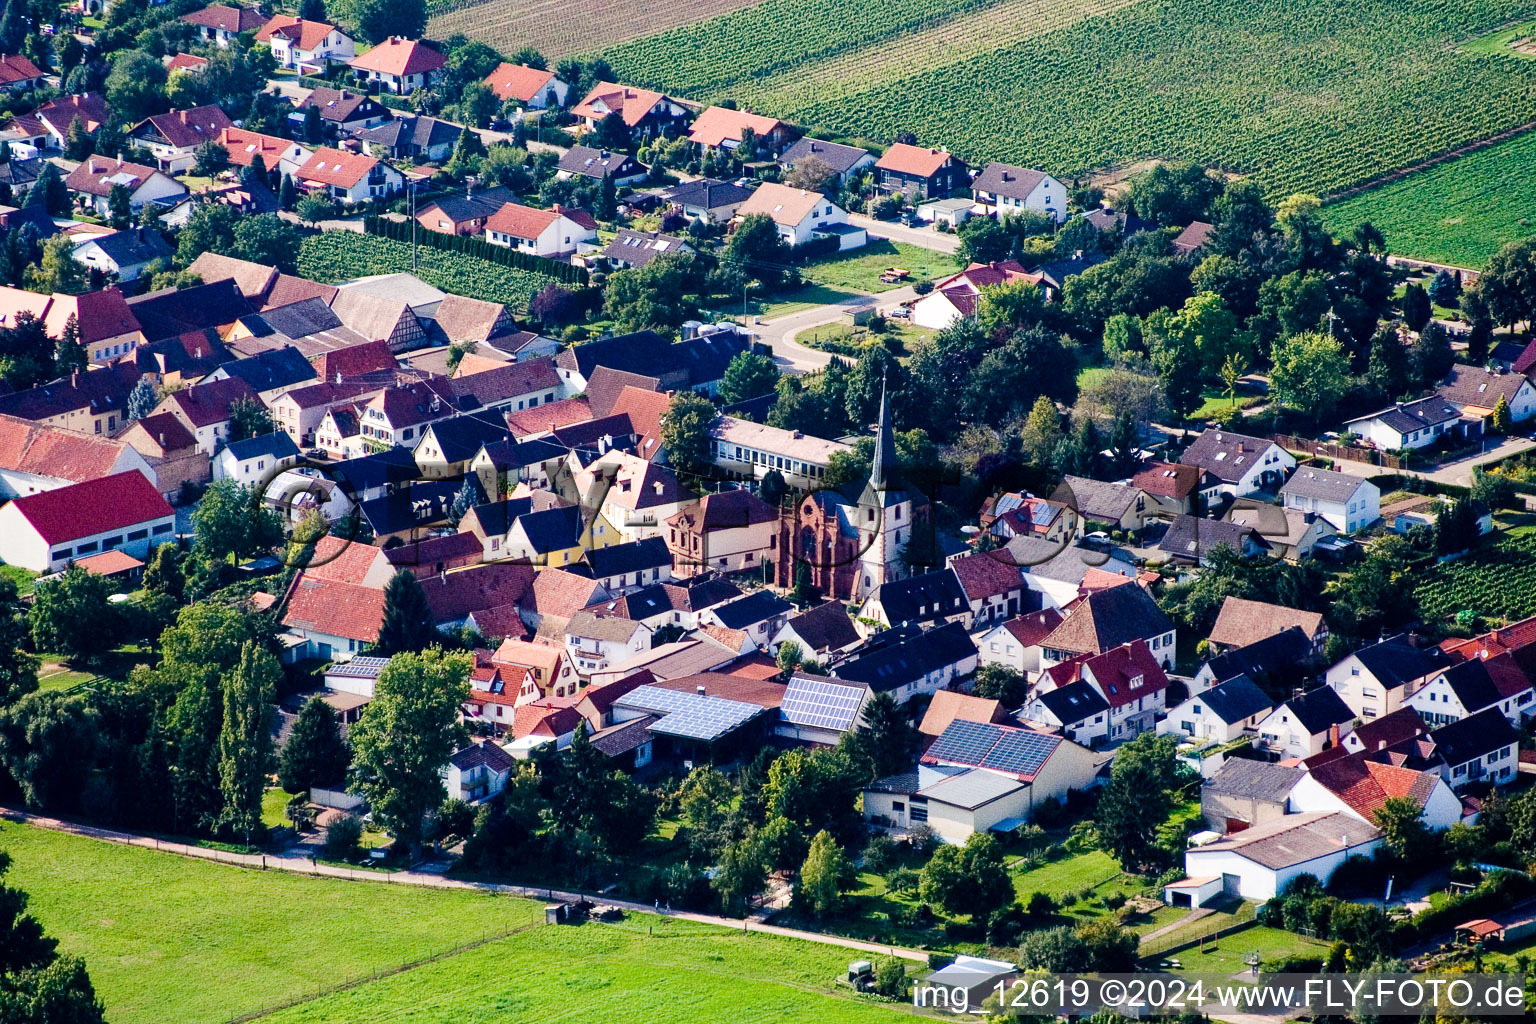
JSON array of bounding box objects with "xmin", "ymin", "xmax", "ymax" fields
[
  {"xmin": 862, "ymin": 833, "xmax": 897, "ymax": 873},
  {"xmin": 873, "ymin": 956, "xmax": 907, "ymax": 999},
  {"xmin": 1026, "ymin": 891, "xmax": 1058, "ymax": 916},
  {"xmin": 325, "ymin": 814, "xmax": 363, "ymax": 861},
  {"xmin": 914, "ymin": 279, "xmax": 934, "ymax": 295}
]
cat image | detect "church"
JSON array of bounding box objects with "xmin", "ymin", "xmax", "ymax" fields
[{"xmin": 771, "ymin": 382, "xmax": 929, "ymax": 602}]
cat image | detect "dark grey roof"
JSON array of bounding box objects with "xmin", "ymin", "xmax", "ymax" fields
[
  {"xmin": 558, "ymin": 145, "xmax": 645, "ymax": 180},
  {"xmin": 864, "ymin": 770, "xmax": 919, "ymax": 795},
  {"xmin": 1206, "ymin": 758, "xmax": 1303, "ymax": 802},
  {"xmin": 0, "ymin": 157, "xmax": 44, "ymax": 188},
  {"xmin": 709, "ymin": 589, "xmax": 793, "ymax": 629},
  {"xmin": 782, "ymin": 601, "xmax": 860, "ymax": 653},
  {"xmin": 1430, "ymin": 707, "xmax": 1518, "ymax": 768},
  {"xmin": 1060, "ymin": 475, "xmax": 1140, "ymax": 522},
  {"xmin": 1352, "ymin": 634, "xmax": 1452, "ymax": 691},
  {"xmin": 1158, "ymin": 515, "xmax": 1263, "ymax": 560},
  {"xmin": 1282, "ymin": 687, "xmax": 1354, "ymax": 735},
  {"xmin": 778, "ymin": 137, "xmax": 873, "ymax": 174},
  {"xmin": 514, "ymin": 504, "xmax": 582, "ymax": 553},
  {"xmin": 662, "ymin": 177, "xmax": 752, "ymax": 209},
  {"xmin": 215, "ymin": 346, "xmax": 318, "ymax": 393},
  {"xmin": 449, "ymin": 741, "xmax": 516, "ymax": 772},
  {"xmin": 358, "ymin": 479, "xmax": 458, "ymax": 535},
  {"xmin": 588, "ymin": 714, "xmax": 655, "ymax": 757},
  {"xmin": 246, "ymin": 296, "xmax": 345, "ymax": 337},
  {"xmin": 1347, "ymin": 396, "xmax": 1460, "ymax": 434},
  {"xmin": 868, "ymin": 568, "xmax": 967, "ymax": 626},
  {"xmin": 1179, "ymin": 428, "xmax": 1283, "ymax": 483},
  {"xmin": 1191, "ymin": 675, "xmax": 1273, "ymax": 725},
  {"xmin": 224, "ymin": 430, "xmax": 299, "ymax": 462},
  {"xmin": 970, "ymin": 161, "xmax": 1050, "ymax": 200},
  {"xmin": 83, "ymin": 226, "xmax": 173, "ymax": 266},
  {"xmin": 421, "ymin": 413, "xmax": 510, "ymax": 462},
  {"xmin": 1281, "ymin": 466, "xmax": 1366, "ymax": 503},
  {"xmin": 555, "ymin": 330, "xmax": 671, "ymax": 378},
  {"xmin": 600, "ymin": 228, "xmax": 692, "ymax": 269},
  {"xmin": 465, "ymin": 496, "xmax": 532, "ymax": 537},
  {"xmin": 1432, "ymin": 660, "xmax": 1505, "ymax": 715},
  {"xmin": 587, "ymin": 536, "xmax": 671, "ymax": 578},
  {"xmin": 128, "ymin": 279, "xmax": 253, "ymax": 341},
  {"xmin": 417, "ymin": 185, "xmax": 517, "ymax": 224},
  {"xmin": 478, "ymin": 436, "xmax": 569, "ymax": 471},
  {"xmin": 1032, "ymin": 252, "xmax": 1104, "ymax": 289},
  {"xmin": 1035, "ymin": 680, "xmax": 1107, "ymax": 725},
  {"xmin": 1203, "ymin": 627, "xmax": 1312, "ymax": 685},
  {"xmin": 831, "ymin": 621, "xmax": 976, "ymax": 693},
  {"xmin": 328, "ymin": 446, "xmax": 418, "ymax": 496},
  {"xmin": 357, "ymin": 115, "xmax": 460, "ymax": 153}
]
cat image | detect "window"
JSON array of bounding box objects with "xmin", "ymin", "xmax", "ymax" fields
[
  {"xmin": 127, "ymin": 529, "xmax": 148, "ymax": 541},
  {"xmin": 152, "ymin": 523, "xmax": 173, "ymax": 534},
  {"xmin": 77, "ymin": 541, "xmax": 99, "ymax": 554}
]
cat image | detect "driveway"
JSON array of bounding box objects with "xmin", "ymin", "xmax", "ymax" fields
[
  {"xmin": 848, "ymin": 213, "xmax": 960, "ymax": 254},
  {"xmin": 1321, "ymin": 435, "xmax": 1536, "ymax": 486},
  {"xmin": 751, "ymin": 285, "xmax": 920, "ymax": 372}
]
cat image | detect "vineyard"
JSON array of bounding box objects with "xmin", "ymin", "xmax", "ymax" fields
[
  {"xmin": 296, "ymin": 233, "xmax": 558, "ymax": 313},
  {"xmin": 1323, "ymin": 130, "xmax": 1536, "ymax": 268},
  {"xmin": 599, "ymin": 0, "xmax": 1536, "ymax": 197},
  {"xmin": 1415, "ymin": 533, "xmax": 1536, "ymax": 623},
  {"xmin": 426, "ymin": 0, "xmax": 764, "ymax": 60}
]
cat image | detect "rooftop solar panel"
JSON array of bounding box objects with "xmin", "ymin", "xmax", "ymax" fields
[
  {"xmin": 780, "ymin": 677, "xmax": 865, "ymax": 732},
  {"xmin": 925, "ymin": 719, "xmax": 1007, "ymax": 765},
  {"xmin": 980, "ymin": 728, "xmax": 1059, "ymax": 778},
  {"xmin": 615, "ymin": 685, "xmax": 765, "ymax": 741}
]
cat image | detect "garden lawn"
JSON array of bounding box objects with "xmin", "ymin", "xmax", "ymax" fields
[
  {"xmin": 1165, "ymin": 925, "xmax": 1328, "ymax": 974},
  {"xmin": 1189, "ymin": 389, "xmax": 1260, "ymax": 422},
  {"xmin": 0, "ymin": 822, "xmax": 542, "ymax": 1024},
  {"xmin": 0, "ymin": 565, "xmax": 37, "ymax": 596},
  {"xmin": 799, "ymin": 241, "xmax": 957, "ymax": 293},
  {"xmin": 1010, "ymin": 848, "xmax": 1124, "ymax": 902},
  {"xmin": 261, "ymin": 913, "xmax": 920, "ymax": 1024},
  {"xmin": 755, "ymin": 283, "xmax": 864, "ymax": 318},
  {"xmin": 261, "ymin": 787, "xmax": 290, "ymax": 830}
]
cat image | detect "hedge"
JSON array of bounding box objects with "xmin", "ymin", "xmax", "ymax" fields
[
  {"xmin": 363, "ymin": 216, "xmax": 589, "ymax": 286},
  {"xmin": 790, "ymin": 234, "xmax": 842, "ymax": 262}
]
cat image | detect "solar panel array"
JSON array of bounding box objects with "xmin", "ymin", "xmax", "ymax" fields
[
  {"xmin": 614, "ymin": 685, "xmax": 766, "ymax": 742},
  {"xmin": 326, "ymin": 656, "xmax": 388, "ymax": 678},
  {"xmin": 925, "ymin": 719, "xmax": 1060, "ymax": 779},
  {"xmin": 780, "ymin": 677, "xmax": 865, "ymax": 732}
]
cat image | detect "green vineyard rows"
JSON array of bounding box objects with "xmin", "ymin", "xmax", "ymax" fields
[
  {"xmin": 297, "ymin": 232, "xmax": 557, "ymax": 313},
  {"xmin": 1415, "ymin": 533, "xmax": 1536, "ymax": 623}
]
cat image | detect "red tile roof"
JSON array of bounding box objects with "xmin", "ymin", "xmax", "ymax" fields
[
  {"xmin": 687, "ymin": 105, "xmax": 785, "ymax": 148},
  {"xmin": 180, "ymin": 4, "xmax": 266, "ymax": 33},
  {"xmin": 296, "ymin": 147, "xmax": 381, "ymax": 189},
  {"xmin": 0, "ymin": 414, "xmax": 137, "ymax": 483},
  {"xmin": 125, "ymin": 412, "xmax": 197, "ymax": 454},
  {"xmin": 947, "ymin": 551, "xmax": 1024, "ymax": 603},
  {"xmin": 485, "ymin": 202, "xmax": 564, "ymax": 240},
  {"xmin": 313, "ymin": 340, "xmax": 397, "ymax": 380},
  {"xmin": 161, "ymin": 377, "xmax": 259, "ymax": 427},
  {"xmin": 1306, "ymin": 752, "xmax": 1441, "ymax": 819},
  {"xmin": 875, "ymin": 142, "xmax": 957, "ymax": 178},
  {"xmin": 281, "ymin": 575, "xmax": 386, "ymax": 643},
  {"xmin": 74, "ymin": 548, "xmax": 145, "ymax": 575},
  {"xmin": 0, "ymin": 55, "xmax": 43, "ymax": 85},
  {"xmin": 296, "ymin": 535, "xmax": 384, "ymax": 585},
  {"xmin": 919, "ymin": 690, "xmax": 1003, "ymax": 737},
  {"xmin": 999, "ymin": 608, "xmax": 1065, "ymax": 648},
  {"xmin": 65, "ymin": 155, "xmax": 166, "ymax": 198},
  {"xmin": 8, "ymin": 469, "xmax": 172, "ymax": 545},
  {"xmin": 348, "ymin": 38, "xmax": 445, "ymax": 78},
  {"xmin": 572, "ymin": 82, "xmax": 669, "ymax": 128},
  {"xmin": 255, "ymin": 14, "xmax": 341, "ymax": 49},
  {"xmin": 220, "ymin": 126, "xmax": 303, "ymax": 169},
  {"xmin": 166, "ymin": 53, "xmax": 209, "ymax": 72},
  {"xmin": 1045, "ymin": 640, "xmax": 1167, "ymax": 708},
  {"xmin": 484, "ymin": 62, "xmax": 556, "ymax": 103},
  {"xmin": 1133, "ymin": 461, "xmax": 1201, "ymax": 499},
  {"xmin": 32, "ymin": 93, "xmax": 110, "ymax": 137},
  {"xmin": 136, "ymin": 105, "xmax": 233, "ymax": 149},
  {"xmin": 653, "ymin": 672, "xmax": 787, "ymax": 709},
  {"xmin": 506, "ymin": 396, "xmax": 591, "ymax": 436},
  {"xmin": 45, "ymin": 287, "xmax": 142, "ymax": 345}
]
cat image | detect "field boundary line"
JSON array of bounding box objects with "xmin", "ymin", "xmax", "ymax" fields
[
  {"xmin": 1322, "ymin": 118, "xmax": 1536, "ymax": 203},
  {"xmin": 221, "ymin": 920, "xmax": 544, "ymax": 1024}
]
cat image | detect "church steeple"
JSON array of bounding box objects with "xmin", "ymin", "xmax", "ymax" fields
[{"xmin": 871, "ymin": 375, "xmax": 896, "ymax": 492}]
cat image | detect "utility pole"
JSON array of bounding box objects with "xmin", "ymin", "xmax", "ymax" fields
[{"xmin": 410, "ymin": 182, "xmax": 418, "ymax": 273}]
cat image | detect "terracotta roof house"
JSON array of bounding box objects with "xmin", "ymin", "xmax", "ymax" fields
[
  {"xmin": 0, "ymin": 469, "xmax": 175, "ymax": 571},
  {"xmin": 571, "ymin": 81, "xmax": 689, "ymax": 137},
  {"xmin": 975, "ymin": 607, "xmax": 1065, "ymax": 676},
  {"xmin": 483, "ymin": 62, "xmax": 568, "ymax": 109},
  {"xmin": 1132, "ymin": 461, "xmax": 1203, "ymax": 517},
  {"xmin": 281, "ymin": 574, "xmax": 388, "ymax": 660},
  {"xmin": 3, "ymin": 93, "xmax": 110, "ymax": 150},
  {"xmin": 910, "ymin": 260, "xmax": 1043, "ymax": 330},
  {"xmin": 0, "ymin": 414, "xmax": 154, "ymax": 497},
  {"xmin": 1302, "ymin": 751, "xmax": 1460, "ymax": 828},
  {"xmin": 166, "ymin": 53, "xmax": 210, "ymax": 73},
  {"xmin": 1208, "ymin": 597, "xmax": 1327, "ymax": 654},
  {"xmin": 947, "ymin": 550, "xmax": 1030, "ymax": 628},
  {"xmin": 484, "ymin": 202, "xmax": 598, "ymax": 258},
  {"xmin": 0, "ymin": 54, "xmax": 43, "ymax": 91},
  {"xmin": 255, "ymin": 15, "xmax": 355, "ymax": 71},
  {"xmin": 64, "ymin": 155, "xmax": 187, "ymax": 217},
  {"xmin": 180, "ymin": 4, "xmax": 266, "ymax": 45},
  {"xmin": 118, "ymin": 411, "xmax": 210, "ymax": 498},
  {"xmin": 218, "ymin": 126, "xmax": 314, "ymax": 177},
  {"xmin": 1170, "ymin": 220, "xmax": 1215, "ymax": 254},
  {"xmin": 42, "ymin": 286, "xmax": 147, "ymax": 365},
  {"xmin": 152, "ymin": 376, "xmax": 261, "ymax": 453},
  {"xmin": 294, "ymin": 87, "xmax": 390, "ymax": 132},
  {"xmin": 874, "ymin": 142, "xmax": 968, "ymax": 199},
  {"xmin": 294, "ymin": 146, "xmax": 403, "ymax": 205},
  {"xmin": 970, "ymin": 162, "xmax": 1067, "ymax": 223},
  {"xmin": 735, "ymin": 181, "xmax": 859, "ymax": 247},
  {"xmin": 687, "ymin": 105, "xmax": 792, "ymax": 155},
  {"xmin": 129, "ymin": 104, "xmax": 235, "ymax": 173},
  {"xmin": 919, "ymin": 690, "xmax": 1005, "ymax": 741},
  {"xmin": 1040, "ymin": 584, "xmax": 1176, "ymax": 670},
  {"xmin": 347, "ymin": 37, "xmax": 445, "ymax": 94},
  {"xmin": 1038, "ymin": 639, "xmax": 1169, "ymax": 745},
  {"xmin": 0, "ymin": 360, "xmax": 141, "ymax": 434}
]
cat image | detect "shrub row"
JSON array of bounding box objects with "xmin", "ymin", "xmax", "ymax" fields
[{"xmin": 363, "ymin": 216, "xmax": 590, "ymax": 286}]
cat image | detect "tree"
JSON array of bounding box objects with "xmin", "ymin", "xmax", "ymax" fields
[
  {"xmin": 918, "ymin": 832, "xmax": 1012, "ymax": 919},
  {"xmin": 602, "ymin": 253, "xmax": 699, "ymax": 334},
  {"xmin": 1018, "ymin": 394, "xmax": 1062, "ymax": 468},
  {"xmin": 1268, "ymin": 331, "xmax": 1349, "ymax": 421},
  {"xmin": 1492, "ymin": 394, "xmax": 1513, "ymax": 434},
  {"xmin": 448, "ymin": 476, "xmax": 480, "ymax": 528},
  {"xmin": 104, "ymin": 49, "xmax": 168, "ymax": 124},
  {"xmin": 106, "ymin": 183, "xmax": 131, "ymax": 229},
  {"xmin": 971, "ymin": 663, "xmax": 1028, "ymax": 706},
  {"xmin": 848, "ymin": 692, "xmax": 918, "ymax": 782},
  {"xmin": 762, "ymin": 746, "xmax": 860, "ymax": 857},
  {"xmin": 142, "ymin": 543, "xmax": 184, "ymax": 602},
  {"xmin": 776, "ymin": 640, "xmax": 803, "ymax": 676},
  {"xmin": 192, "ymin": 479, "xmax": 282, "ymax": 562},
  {"xmin": 712, "ymin": 831, "xmax": 768, "ymax": 915},
  {"xmin": 1077, "ymin": 917, "xmax": 1140, "ymax": 972},
  {"xmin": 660, "ymin": 390, "xmax": 716, "ymax": 478},
  {"xmin": 376, "ymin": 569, "xmax": 437, "ymax": 656},
  {"xmin": 1411, "ymin": 321, "xmax": 1454, "ymax": 388},
  {"xmin": 1366, "ymin": 324, "xmax": 1409, "ymax": 400},
  {"xmin": 279, "ymin": 695, "xmax": 350, "ymax": 794},
  {"xmin": 956, "ymin": 216, "xmax": 1012, "ymax": 265},
  {"xmin": 295, "ymin": 193, "xmax": 331, "ymax": 227},
  {"xmin": 64, "ymin": 116, "xmax": 93, "ymax": 161},
  {"xmin": 718, "ymin": 351, "xmax": 779, "ymax": 404},
  {"xmin": 193, "ymin": 141, "xmax": 230, "ymax": 179},
  {"xmin": 1401, "ymin": 282, "xmax": 1432, "ymax": 333},
  {"xmin": 0, "ymin": 851, "xmax": 106, "ymax": 1022},
  {"xmin": 302, "ymin": 105, "xmax": 324, "ymax": 146},
  {"xmin": 26, "ymin": 161, "xmax": 68, "ymax": 217},
  {"xmin": 299, "ymin": 0, "xmax": 326, "ymax": 19},
  {"xmin": 973, "ymin": 278, "xmax": 1049, "ymax": 337},
  {"xmin": 29, "ymin": 567, "xmax": 114, "ymax": 662},
  {"xmin": 230, "ymin": 215, "xmax": 302, "ymax": 274},
  {"xmin": 226, "ymin": 395, "xmax": 275, "ymax": 442},
  {"xmin": 593, "ymin": 171, "xmax": 617, "ymax": 221},
  {"xmin": 1126, "ymin": 161, "xmax": 1223, "ymax": 227},
  {"xmin": 794, "ymin": 830, "xmax": 853, "ymax": 917},
  {"xmin": 723, "ymin": 214, "xmax": 791, "ymax": 287},
  {"xmin": 354, "ymin": 0, "xmax": 426, "ymax": 43},
  {"xmin": 1372, "ymin": 795, "xmax": 1430, "ymax": 863},
  {"xmin": 0, "ymin": 577, "xmax": 36, "ymax": 707},
  {"xmin": 216, "ymin": 642, "xmax": 277, "ymax": 841},
  {"xmin": 1428, "ymin": 269, "xmax": 1461, "ymax": 308},
  {"xmin": 529, "ymin": 282, "xmax": 580, "ymax": 327},
  {"xmin": 25, "ymin": 235, "xmax": 87, "ymax": 296},
  {"xmin": 1097, "ymin": 731, "xmax": 1181, "ymax": 872},
  {"xmin": 348, "ymin": 649, "xmax": 471, "ymax": 857},
  {"xmin": 783, "ymin": 156, "xmax": 838, "ymax": 194},
  {"xmin": 125, "ymin": 375, "xmax": 158, "ymax": 423},
  {"xmin": 964, "ymin": 324, "xmax": 1076, "ymax": 427}
]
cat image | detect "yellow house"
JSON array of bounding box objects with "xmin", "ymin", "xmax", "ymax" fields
[{"xmin": 504, "ymin": 502, "xmax": 618, "ymax": 567}]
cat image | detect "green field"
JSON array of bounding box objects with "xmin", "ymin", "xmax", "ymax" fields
[
  {"xmin": 1323, "ymin": 129, "xmax": 1536, "ymax": 267},
  {"xmin": 800, "ymin": 241, "xmax": 956, "ymax": 293},
  {"xmin": 1165, "ymin": 925, "xmax": 1329, "ymax": 973},
  {"xmin": 297, "ymin": 234, "xmax": 558, "ymax": 313},
  {"xmin": 0, "ymin": 823, "xmax": 918, "ymax": 1024},
  {"xmin": 602, "ymin": 0, "xmax": 1536, "ymax": 197},
  {"xmin": 1415, "ymin": 533, "xmax": 1536, "ymax": 623}
]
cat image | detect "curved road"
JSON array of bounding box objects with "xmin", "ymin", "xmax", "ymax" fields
[{"xmin": 752, "ymin": 284, "xmax": 923, "ymax": 372}]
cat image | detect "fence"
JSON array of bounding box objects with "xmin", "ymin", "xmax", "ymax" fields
[
  {"xmin": 363, "ymin": 216, "xmax": 590, "ymax": 286},
  {"xmin": 1272, "ymin": 434, "xmax": 1404, "ymax": 470},
  {"xmin": 1138, "ymin": 915, "xmax": 1260, "ymax": 961}
]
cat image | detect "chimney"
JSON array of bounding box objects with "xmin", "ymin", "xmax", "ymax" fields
[
  {"xmin": 696, "ymin": 684, "xmax": 706, "ymax": 695},
  {"xmin": 158, "ymin": 432, "xmax": 164, "ymax": 445},
  {"xmin": 71, "ymin": 370, "xmax": 80, "ymax": 386},
  {"xmin": 1377, "ymin": 739, "xmax": 1386, "ymax": 752},
  {"xmin": 1328, "ymin": 723, "xmax": 1340, "ymax": 748},
  {"xmin": 1292, "ymin": 687, "xmax": 1304, "ymax": 700},
  {"xmin": 653, "ymin": 480, "xmax": 664, "ymax": 496}
]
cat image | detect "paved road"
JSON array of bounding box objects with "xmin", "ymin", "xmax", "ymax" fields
[
  {"xmin": 0, "ymin": 807, "xmax": 930, "ymax": 963},
  {"xmin": 751, "ymin": 285, "xmax": 921, "ymax": 371},
  {"xmin": 1322, "ymin": 434, "xmax": 1536, "ymax": 486},
  {"xmin": 849, "ymin": 213, "xmax": 961, "ymax": 255}
]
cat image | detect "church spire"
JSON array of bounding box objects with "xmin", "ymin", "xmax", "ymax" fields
[{"xmin": 871, "ymin": 374, "xmax": 896, "ymax": 491}]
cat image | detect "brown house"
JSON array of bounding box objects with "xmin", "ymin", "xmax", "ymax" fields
[{"xmin": 118, "ymin": 412, "xmax": 210, "ymax": 500}]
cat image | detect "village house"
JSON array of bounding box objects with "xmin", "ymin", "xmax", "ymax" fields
[
  {"xmin": 1430, "ymin": 708, "xmax": 1521, "ymax": 791},
  {"xmin": 735, "ymin": 182, "xmax": 864, "ymax": 249},
  {"xmin": 585, "ymin": 536, "xmax": 673, "ymax": 593},
  {"xmin": 0, "ymin": 414, "xmax": 154, "ymax": 498},
  {"xmin": 667, "ymin": 488, "xmax": 778, "ymax": 577},
  {"xmin": 946, "ymin": 551, "xmax": 1030, "ymax": 628},
  {"xmin": 0, "ymin": 469, "xmax": 175, "ymax": 571},
  {"xmin": 217, "ymin": 127, "xmax": 315, "ymax": 178},
  {"xmin": 1345, "ymin": 396, "xmax": 1462, "ymax": 450},
  {"xmin": 873, "ymin": 142, "xmax": 968, "ymax": 199},
  {"xmin": 1037, "ymin": 580, "xmax": 1177, "ymax": 671},
  {"xmin": 1178, "ymin": 428, "xmax": 1296, "ymax": 497},
  {"xmin": 1158, "ymin": 675, "xmax": 1273, "ymax": 745},
  {"xmin": 829, "ymin": 621, "xmax": 978, "ymax": 707},
  {"xmin": 1280, "ymin": 467, "xmax": 1380, "ymax": 533},
  {"xmin": 0, "ymin": 54, "xmax": 43, "ymax": 92},
  {"xmin": 1253, "ymin": 687, "xmax": 1355, "ymax": 759},
  {"xmin": 129, "ymin": 105, "xmax": 235, "ymax": 174},
  {"xmin": 1436, "ymin": 364, "xmax": 1536, "ymax": 425},
  {"xmin": 1060, "ymin": 475, "xmax": 1150, "ymax": 533},
  {"xmin": 356, "ymin": 115, "xmax": 461, "ymax": 162},
  {"xmin": 857, "ymin": 569, "xmax": 970, "ymax": 632},
  {"xmin": 1157, "ymin": 514, "xmax": 1268, "ymax": 566},
  {"xmin": 1037, "ymin": 640, "xmax": 1170, "ymax": 745},
  {"xmin": 1325, "ymin": 632, "xmax": 1451, "ymax": 720},
  {"xmin": 414, "ymin": 186, "xmax": 518, "ymax": 237},
  {"xmin": 442, "ymin": 742, "xmax": 516, "ymax": 802},
  {"xmin": 255, "ymin": 15, "xmax": 355, "ymax": 71},
  {"xmin": 64, "ymin": 155, "xmax": 187, "ymax": 216},
  {"xmin": 1131, "ymin": 461, "xmax": 1204, "ymax": 518},
  {"xmin": 294, "ymin": 88, "xmax": 391, "ymax": 134},
  {"xmin": 347, "ymin": 37, "xmax": 445, "ymax": 94},
  {"xmin": 1404, "ymin": 654, "xmax": 1536, "ymax": 729},
  {"xmin": 212, "ymin": 430, "xmax": 299, "ymax": 483},
  {"xmin": 910, "ymin": 261, "xmax": 1042, "ymax": 330},
  {"xmin": 980, "ymin": 490, "xmax": 1079, "ymax": 543},
  {"xmin": 70, "ymin": 228, "xmax": 174, "ymax": 283},
  {"xmin": 294, "ymin": 147, "xmax": 403, "ymax": 205},
  {"xmin": 3, "ymin": 93, "xmax": 111, "ymax": 150},
  {"xmin": 1222, "ymin": 502, "xmax": 1337, "ymax": 561},
  {"xmin": 969, "ymin": 163, "xmax": 1067, "ymax": 222},
  {"xmin": 491, "ymin": 637, "xmax": 578, "ymax": 700},
  {"xmin": 180, "ymin": 3, "xmax": 266, "ymax": 46},
  {"xmin": 975, "ymin": 608, "xmax": 1065, "ymax": 677},
  {"xmin": 152, "ymin": 377, "xmax": 261, "ymax": 454},
  {"xmin": 599, "ymin": 228, "xmax": 694, "ymax": 271},
  {"xmin": 204, "ymin": 347, "xmax": 319, "ymax": 404},
  {"xmin": 556, "ymin": 145, "xmax": 648, "ymax": 186},
  {"xmin": 771, "ymin": 601, "xmax": 862, "ymax": 665},
  {"xmin": 119, "ymin": 412, "xmax": 209, "ymax": 498},
  {"xmin": 1207, "ymin": 596, "xmax": 1327, "ymax": 655},
  {"xmin": 777, "ymin": 137, "xmax": 875, "ymax": 186},
  {"xmin": 1171, "ymin": 812, "xmax": 1381, "ymax": 904},
  {"xmin": 687, "ymin": 105, "xmax": 793, "ymax": 156},
  {"xmin": 484, "ymin": 62, "xmax": 569, "ymax": 110},
  {"xmin": 0, "ymin": 360, "xmax": 140, "ymax": 434},
  {"xmin": 660, "ymin": 179, "xmax": 753, "ymax": 223},
  {"xmin": 571, "ymin": 82, "xmax": 690, "ymax": 138},
  {"xmin": 707, "ymin": 415, "xmax": 849, "ymax": 490},
  {"xmin": 483, "ymin": 202, "xmax": 598, "ymax": 257},
  {"xmin": 564, "ymin": 611, "xmax": 654, "ymax": 677}
]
